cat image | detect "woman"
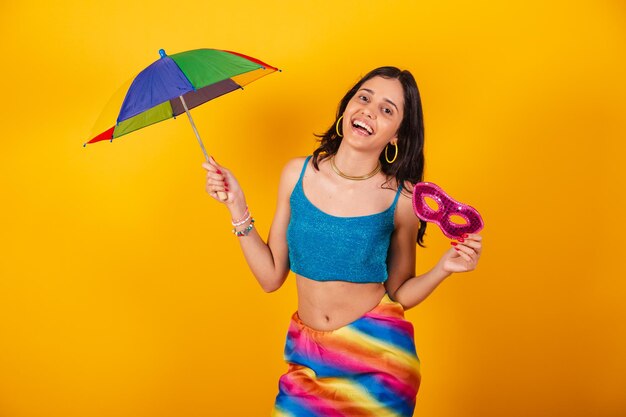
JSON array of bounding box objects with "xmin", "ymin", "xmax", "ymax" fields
[{"xmin": 202, "ymin": 67, "xmax": 483, "ymax": 417}]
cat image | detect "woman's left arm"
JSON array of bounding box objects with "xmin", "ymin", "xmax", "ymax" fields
[{"xmin": 385, "ymin": 185, "xmax": 483, "ymax": 310}]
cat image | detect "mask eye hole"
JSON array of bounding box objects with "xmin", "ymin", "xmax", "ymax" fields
[
  {"xmin": 449, "ymin": 214, "xmax": 469, "ymax": 226},
  {"xmin": 424, "ymin": 196, "xmax": 439, "ymax": 212}
]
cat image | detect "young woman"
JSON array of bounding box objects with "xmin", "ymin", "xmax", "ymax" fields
[{"xmin": 202, "ymin": 67, "xmax": 483, "ymax": 417}]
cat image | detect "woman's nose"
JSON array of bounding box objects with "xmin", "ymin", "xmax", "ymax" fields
[{"xmin": 361, "ymin": 106, "xmax": 375, "ymax": 119}]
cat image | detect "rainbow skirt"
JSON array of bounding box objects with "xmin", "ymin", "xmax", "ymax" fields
[{"xmin": 271, "ymin": 293, "xmax": 421, "ymax": 417}]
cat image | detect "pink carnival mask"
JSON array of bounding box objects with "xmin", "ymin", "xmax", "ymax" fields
[{"xmin": 412, "ymin": 182, "xmax": 484, "ymax": 240}]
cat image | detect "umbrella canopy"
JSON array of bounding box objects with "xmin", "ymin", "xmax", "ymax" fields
[{"xmin": 85, "ymin": 48, "xmax": 279, "ymax": 146}]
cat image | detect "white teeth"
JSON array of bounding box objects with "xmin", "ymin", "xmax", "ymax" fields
[{"xmin": 353, "ymin": 120, "xmax": 373, "ymax": 134}]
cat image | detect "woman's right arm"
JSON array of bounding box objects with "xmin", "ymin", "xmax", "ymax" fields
[{"xmin": 202, "ymin": 155, "xmax": 304, "ymax": 292}]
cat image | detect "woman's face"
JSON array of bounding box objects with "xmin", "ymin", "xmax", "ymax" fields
[{"xmin": 342, "ymin": 75, "xmax": 405, "ymax": 151}]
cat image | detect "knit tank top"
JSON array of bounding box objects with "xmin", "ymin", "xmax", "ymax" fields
[{"xmin": 286, "ymin": 155, "xmax": 402, "ymax": 283}]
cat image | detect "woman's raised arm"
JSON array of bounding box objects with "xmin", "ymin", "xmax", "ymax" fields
[
  {"xmin": 202, "ymin": 156, "xmax": 304, "ymax": 292},
  {"xmin": 385, "ymin": 183, "xmax": 452, "ymax": 310}
]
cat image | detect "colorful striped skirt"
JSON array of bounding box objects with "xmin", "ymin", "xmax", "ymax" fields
[{"xmin": 271, "ymin": 293, "xmax": 421, "ymax": 417}]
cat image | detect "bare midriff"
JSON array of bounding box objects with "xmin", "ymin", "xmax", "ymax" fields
[{"xmin": 295, "ymin": 275, "xmax": 387, "ymax": 332}]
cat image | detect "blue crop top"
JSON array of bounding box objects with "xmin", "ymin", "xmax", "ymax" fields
[{"xmin": 286, "ymin": 155, "xmax": 402, "ymax": 283}]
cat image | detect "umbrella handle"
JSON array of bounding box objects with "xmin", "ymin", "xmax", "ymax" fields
[{"xmin": 179, "ymin": 95, "xmax": 227, "ymax": 201}]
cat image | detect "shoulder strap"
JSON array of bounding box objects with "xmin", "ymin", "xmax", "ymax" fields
[
  {"xmin": 297, "ymin": 155, "xmax": 312, "ymax": 182},
  {"xmin": 391, "ymin": 183, "xmax": 403, "ymax": 207}
]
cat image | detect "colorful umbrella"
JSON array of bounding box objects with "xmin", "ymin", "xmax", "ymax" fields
[{"xmin": 85, "ymin": 48, "xmax": 279, "ymax": 200}]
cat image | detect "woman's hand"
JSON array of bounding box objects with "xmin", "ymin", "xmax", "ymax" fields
[
  {"xmin": 201, "ymin": 155, "xmax": 244, "ymax": 207},
  {"xmin": 439, "ymin": 233, "xmax": 483, "ymax": 274}
]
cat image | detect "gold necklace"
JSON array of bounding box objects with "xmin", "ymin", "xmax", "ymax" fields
[{"xmin": 330, "ymin": 155, "xmax": 381, "ymax": 181}]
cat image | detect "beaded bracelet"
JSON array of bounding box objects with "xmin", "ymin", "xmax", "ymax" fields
[
  {"xmin": 232, "ymin": 218, "xmax": 255, "ymax": 237},
  {"xmin": 231, "ymin": 206, "xmax": 249, "ymax": 226}
]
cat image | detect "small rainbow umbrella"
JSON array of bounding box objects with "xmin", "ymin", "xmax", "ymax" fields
[{"xmin": 85, "ymin": 47, "xmax": 279, "ymax": 159}]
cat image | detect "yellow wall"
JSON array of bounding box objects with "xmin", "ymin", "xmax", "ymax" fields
[{"xmin": 1, "ymin": 1, "xmax": 624, "ymax": 416}]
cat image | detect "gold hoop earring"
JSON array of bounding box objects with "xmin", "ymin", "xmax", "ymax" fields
[
  {"xmin": 335, "ymin": 115, "xmax": 344, "ymax": 138},
  {"xmin": 385, "ymin": 142, "xmax": 398, "ymax": 163}
]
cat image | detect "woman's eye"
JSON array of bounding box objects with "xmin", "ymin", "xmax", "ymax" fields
[
  {"xmin": 359, "ymin": 95, "xmax": 369, "ymax": 102},
  {"xmin": 383, "ymin": 107, "xmax": 392, "ymax": 115}
]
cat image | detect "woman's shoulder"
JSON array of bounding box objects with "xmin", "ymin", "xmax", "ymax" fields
[
  {"xmin": 281, "ymin": 155, "xmax": 310, "ymax": 176},
  {"xmin": 388, "ymin": 178, "xmax": 415, "ymax": 198},
  {"xmin": 277, "ymin": 156, "xmax": 312, "ymax": 192},
  {"xmin": 393, "ymin": 179, "xmax": 419, "ymax": 227}
]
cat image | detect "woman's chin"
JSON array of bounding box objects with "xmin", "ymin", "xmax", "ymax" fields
[{"xmin": 343, "ymin": 133, "xmax": 379, "ymax": 151}]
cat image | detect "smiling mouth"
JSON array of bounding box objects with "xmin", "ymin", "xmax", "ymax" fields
[{"xmin": 351, "ymin": 119, "xmax": 374, "ymax": 136}]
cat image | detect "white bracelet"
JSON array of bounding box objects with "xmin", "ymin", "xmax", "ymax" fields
[
  {"xmin": 231, "ymin": 207, "xmax": 250, "ymax": 226},
  {"xmin": 232, "ymin": 211, "xmax": 251, "ymax": 227}
]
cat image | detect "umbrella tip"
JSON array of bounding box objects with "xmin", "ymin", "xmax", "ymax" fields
[{"xmin": 159, "ymin": 49, "xmax": 167, "ymax": 58}]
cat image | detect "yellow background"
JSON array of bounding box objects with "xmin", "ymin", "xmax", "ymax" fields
[{"xmin": 1, "ymin": 1, "xmax": 624, "ymax": 416}]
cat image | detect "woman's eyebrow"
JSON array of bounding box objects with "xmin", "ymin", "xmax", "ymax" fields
[{"xmin": 358, "ymin": 88, "xmax": 399, "ymax": 112}]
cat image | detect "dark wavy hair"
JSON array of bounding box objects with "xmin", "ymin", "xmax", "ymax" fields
[{"xmin": 311, "ymin": 66, "xmax": 428, "ymax": 247}]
